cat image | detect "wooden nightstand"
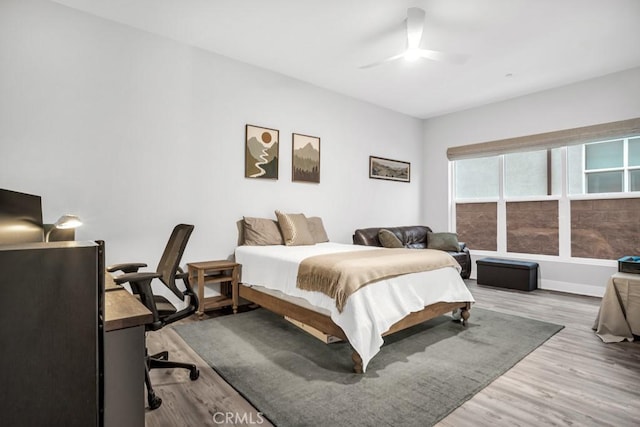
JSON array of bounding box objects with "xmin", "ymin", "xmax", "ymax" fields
[{"xmin": 187, "ymin": 260, "xmax": 240, "ymax": 318}]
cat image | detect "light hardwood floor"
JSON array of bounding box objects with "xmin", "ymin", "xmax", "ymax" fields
[{"xmin": 144, "ymin": 281, "xmax": 639, "ymax": 427}]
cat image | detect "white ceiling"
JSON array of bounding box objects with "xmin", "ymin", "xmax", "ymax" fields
[{"xmin": 53, "ymin": 0, "xmax": 640, "ymax": 119}]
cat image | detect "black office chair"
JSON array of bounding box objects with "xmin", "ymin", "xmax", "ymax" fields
[{"xmin": 107, "ymin": 223, "xmax": 199, "ymax": 410}]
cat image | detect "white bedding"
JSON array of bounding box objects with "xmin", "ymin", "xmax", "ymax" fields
[{"xmin": 235, "ymin": 242, "xmax": 474, "ymax": 372}]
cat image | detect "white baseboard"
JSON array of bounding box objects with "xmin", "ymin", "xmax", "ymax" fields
[
  {"xmin": 538, "ymin": 279, "xmax": 604, "ymax": 297},
  {"xmin": 469, "ymin": 274, "xmax": 605, "ymax": 298}
]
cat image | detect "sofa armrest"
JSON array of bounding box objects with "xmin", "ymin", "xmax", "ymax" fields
[
  {"xmin": 353, "ymin": 228, "xmax": 383, "ymax": 246},
  {"xmin": 447, "ymin": 245, "xmax": 471, "ymax": 279}
]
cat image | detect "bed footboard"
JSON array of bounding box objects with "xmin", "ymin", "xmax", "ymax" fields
[
  {"xmin": 237, "ymin": 283, "xmax": 348, "ymax": 340},
  {"xmin": 237, "ymin": 283, "xmax": 471, "ymax": 373}
]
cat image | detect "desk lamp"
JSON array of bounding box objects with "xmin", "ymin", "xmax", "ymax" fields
[{"xmin": 45, "ymin": 214, "xmax": 83, "ymax": 242}]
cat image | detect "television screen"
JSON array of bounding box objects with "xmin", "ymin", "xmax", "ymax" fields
[{"xmin": 0, "ymin": 188, "xmax": 44, "ymax": 244}]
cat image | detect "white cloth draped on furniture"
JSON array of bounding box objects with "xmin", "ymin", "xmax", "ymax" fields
[{"xmin": 593, "ymin": 272, "xmax": 640, "ymax": 342}]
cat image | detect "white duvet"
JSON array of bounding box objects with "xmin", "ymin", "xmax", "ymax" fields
[{"xmin": 234, "ymin": 242, "xmax": 474, "ymax": 372}]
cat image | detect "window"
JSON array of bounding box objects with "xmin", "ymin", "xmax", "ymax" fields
[
  {"xmin": 630, "ymin": 137, "xmax": 640, "ymax": 166},
  {"xmin": 504, "ymin": 149, "xmax": 562, "ymax": 197},
  {"xmin": 450, "ymin": 119, "xmax": 640, "ymax": 261},
  {"xmin": 630, "ymin": 137, "xmax": 640, "ymax": 192},
  {"xmin": 455, "ymin": 138, "xmax": 640, "ymax": 199},
  {"xmin": 569, "ymin": 137, "xmax": 640, "ymax": 194},
  {"xmin": 585, "ymin": 139, "xmax": 623, "ymax": 193},
  {"xmin": 505, "ymin": 150, "xmax": 546, "ymax": 197},
  {"xmin": 455, "ymin": 149, "xmax": 563, "ymax": 199},
  {"xmin": 454, "ymin": 156, "xmax": 499, "ymax": 199}
]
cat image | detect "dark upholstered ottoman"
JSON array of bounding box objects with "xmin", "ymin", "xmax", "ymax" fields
[{"xmin": 476, "ymin": 258, "xmax": 538, "ymax": 291}]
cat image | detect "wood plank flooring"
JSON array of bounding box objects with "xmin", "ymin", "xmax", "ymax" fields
[{"xmin": 144, "ymin": 282, "xmax": 640, "ymax": 427}]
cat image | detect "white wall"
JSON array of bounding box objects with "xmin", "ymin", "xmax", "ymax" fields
[
  {"xmin": 422, "ymin": 66, "xmax": 640, "ymax": 295},
  {"xmin": 0, "ymin": 0, "xmax": 423, "ymax": 267},
  {"xmin": 5, "ymin": 1, "xmax": 636, "ymax": 297}
]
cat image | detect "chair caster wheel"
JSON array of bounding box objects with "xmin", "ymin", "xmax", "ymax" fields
[
  {"xmin": 190, "ymin": 368, "xmax": 200, "ymax": 381},
  {"xmin": 148, "ymin": 393, "xmax": 162, "ymax": 410}
]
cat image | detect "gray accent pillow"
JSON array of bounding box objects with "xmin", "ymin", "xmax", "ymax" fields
[
  {"xmin": 307, "ymin": 216, "xmax": 329, "ymax": 243},
  {"xmin": 378, "ymin": 229, "xmax": 404, "ymax": 248},
  {"xmin": 275, "ymin": 211, "xmax": 315, "ymax": 246},
  {"xmin": 242, "ymin": 217, "xmax": 284, "ymax": 246},
  {"xmin": 427, "ymin": 232, "xmax": 460, "ymax": 252}
]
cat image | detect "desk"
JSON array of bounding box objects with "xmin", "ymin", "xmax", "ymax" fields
[
  {"xmin": 104, "ymin": 282, "xmax": 153, "ymax": 427},
  {"xmin": 105, "ymin": 286, "xmax": 153, "ymax": 332},
  {"xmin": 593, "ymin": 272, "xmax": 640, "ymax": 342}
]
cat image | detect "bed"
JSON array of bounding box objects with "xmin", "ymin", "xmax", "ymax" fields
[{"xmin": 234, "ymin": 240, "xmax": 474, "ymax": 373}]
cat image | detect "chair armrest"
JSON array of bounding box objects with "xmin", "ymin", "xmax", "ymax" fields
[
  {"xmin": 106, "ymin": 262, "xmax": 148, "ymax": 274},
  {"xmin": 112, "ymin": 271, "xmax": 161, "ymax": 285},
  {"xmin": 176, "ymin": 267, "xmax": 188, "ymax": 281},
  {"xmin": 112, "ymin": 271, "xmax": 163, "ymax": 328}
]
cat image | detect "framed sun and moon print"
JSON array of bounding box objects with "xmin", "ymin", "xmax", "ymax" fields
[
  {"xmin": 245, "ymin": 124, "xmax": 279, "ymax": 179},
  {"xmin": 292, "ymin": 133, "xmax": 320, "ymax": 183},
  {"xmin": 369, "ymin": 156, "xmax": 411, "ymax": 182}
]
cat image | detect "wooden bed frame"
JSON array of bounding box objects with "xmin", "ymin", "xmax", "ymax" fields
[{"xmin": 234, "ymin": 282, "xmax": 471, "ymax": 373}]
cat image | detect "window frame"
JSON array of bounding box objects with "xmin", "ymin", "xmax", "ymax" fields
[
  {"xmin": 451, "ymin": 130, "xmax": 640, "ymax": 264},
  {"xmin": 582, "ymin": 137, "xmax": 640, "ymax": 194}
]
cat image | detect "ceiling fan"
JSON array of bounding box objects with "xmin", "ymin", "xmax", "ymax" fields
[{"xmin": 360, "ymin": 7, "xmax": 468, "ymax": 69}]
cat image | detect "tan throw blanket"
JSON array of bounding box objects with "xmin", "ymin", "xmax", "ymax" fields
[{"xmin": 297, "ymin": 248, "xmax": 459, "ymax": 312}]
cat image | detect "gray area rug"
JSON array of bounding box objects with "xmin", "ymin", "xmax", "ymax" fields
[{"xmin": 174, "ymin": 308, "xmax": 563, "ymax": 427}]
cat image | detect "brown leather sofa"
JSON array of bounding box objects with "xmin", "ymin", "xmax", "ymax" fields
[{"xmin": 352, "ymin": 225, "xmax": 471, "ymax": 279}]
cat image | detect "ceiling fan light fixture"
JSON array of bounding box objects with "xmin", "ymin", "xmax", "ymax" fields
[
  {"xmin": 359, "ymin": 7, "xmax": 467, "ymax": 69},
  {"xmin": 404, "ymin": 48, "xmax": 421, "ymax": 62}
]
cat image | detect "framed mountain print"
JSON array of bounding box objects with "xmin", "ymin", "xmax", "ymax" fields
[
  {"xmin": 369, "ymin": 156, "xmax": 410, "ymax": 182},
  {"xmin": 292, "ymin": 133, "xmax": 320, "ymax": 183},
  {"xmin": 245, "ymin": 124, "xmax": 279, "ymax": 179}
]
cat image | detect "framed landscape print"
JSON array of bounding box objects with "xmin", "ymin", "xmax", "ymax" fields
[
  {"xmin": 292, "ymin": 133, "xmax": 320, "ymax": 183},
  {"xmin": 369, "ymin": 156, "xmax": 410, "ymax": 182},
  {"xmin": 245, "ymin": 124, "xmax": 279, "ymax": 179}
]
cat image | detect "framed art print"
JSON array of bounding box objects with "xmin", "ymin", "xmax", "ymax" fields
[
  {"xmin": 369, "ymin": 156, "xmax": 410, "ymax": 182},
  {"xmin": 292, "ymin": 133, "xmax": 320, "ymax": 183},
  {"xmin": 245, "ymin": 124, "xmax": 279, "ymax": 179}
]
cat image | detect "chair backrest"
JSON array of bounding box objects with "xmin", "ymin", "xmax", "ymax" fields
[{"xmin": 156, "ymin": 224, "xmax": 194, "ymax": 300}]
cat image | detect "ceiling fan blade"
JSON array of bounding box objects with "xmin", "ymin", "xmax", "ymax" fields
[
  {"xmin": 406, "ymin": 7, "xmax": 426, "ymax": 50},
  {"xmin": 359, "ymin": 52, "xmax": 404, "ymax": 69},
  {"xmin": 417, "ymin": 49, "xmax": 470, "ymax": 65},
  {"xmin": 359, "ymin": 7, "xmax": 467, "ymax": 70}
]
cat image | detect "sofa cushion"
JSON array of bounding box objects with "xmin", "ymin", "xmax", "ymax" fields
[
  {"xmin": 378, "ymin": 229, "xmax": 404, "ymax": 248},
  {"xmin": 403, "ymin": 227, "xmax": 429, "ymax": 249},
  {"xmin": 427, "ymin": 232, "xmax": 461, "ymax": 252}
]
